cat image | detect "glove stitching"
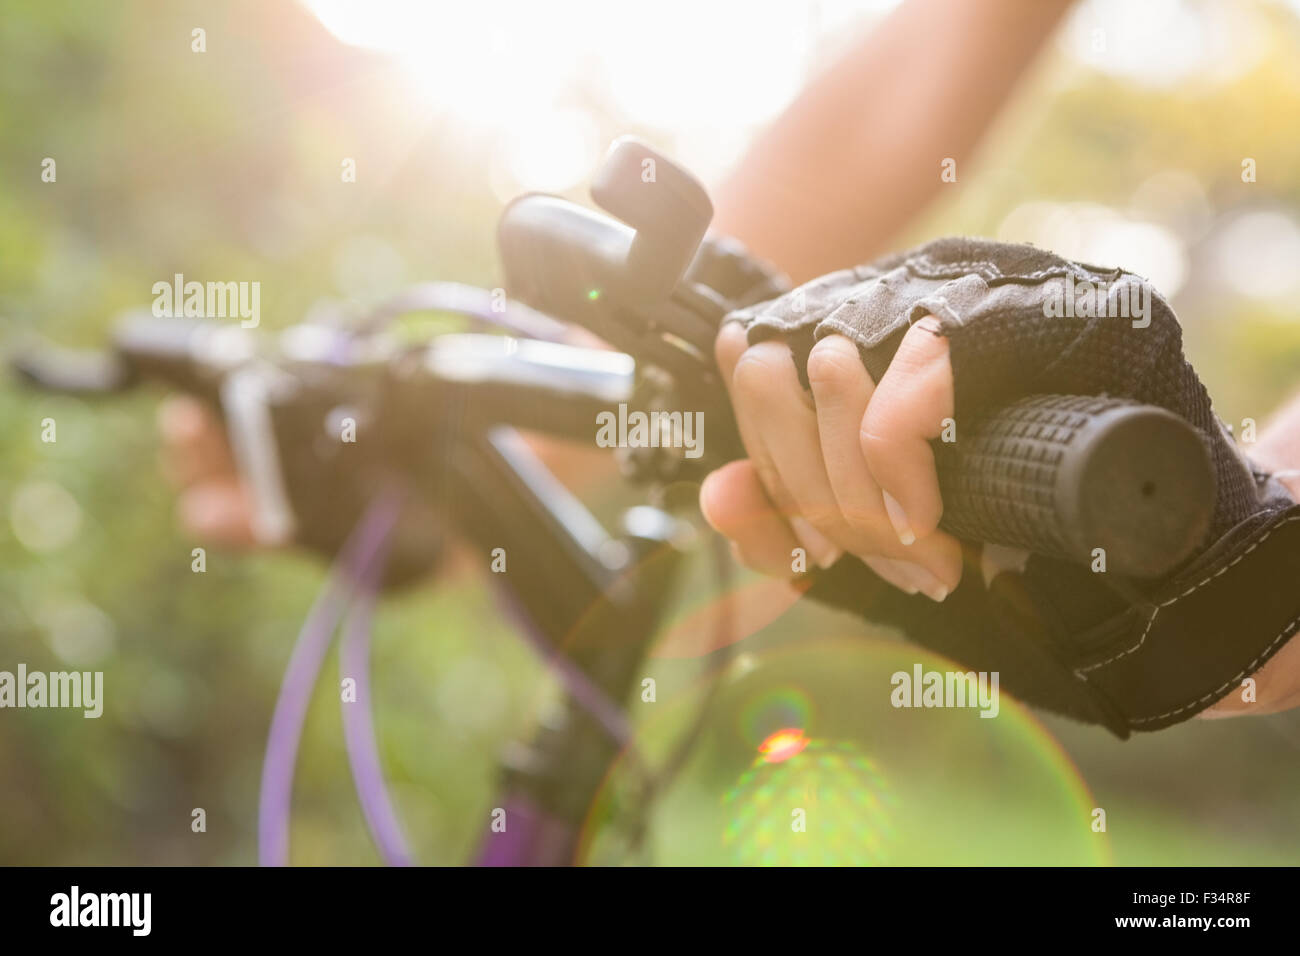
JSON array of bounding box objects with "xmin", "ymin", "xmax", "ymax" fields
[
  {"xmin": 909, "ymin": 294, "xmax": 964, "ymax": 328},
  {"xmin": 909, "ymin": 255, "xmax": 1123, "ymax": 284},
  {"xmin": 909, "ymin": 256, "xmax": 1004, "ymax": 281},
  {"xmin": 1128, "ymin": 610, "xmax": 1300, "ymax": 725},
  {"xmin": 815, "ymin": 317, "xmax": 875, "ymax": 351},
  {"xmin": 737, "ymin": 295, "xmax": 844, "ymax": 330},
  {"xmin": 1075, "ymin": 514, "xmax": 1300, "ymax": 675}
]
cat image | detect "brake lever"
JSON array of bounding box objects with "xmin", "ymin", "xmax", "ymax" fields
[
  {"xmin": 497, "ymin": 137, "xmax": 782, "ymax": 486},
  {"xmin": 10, "ymin": 342, "xmax": 135, "ymax": 394}
]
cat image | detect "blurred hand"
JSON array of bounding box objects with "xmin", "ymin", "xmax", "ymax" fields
[
  {"xmin": 157, "ymin": 394, "xmax": 258, "ymax": 547},
  {"xmin": 156, "ymin": 390, "xmax": 610, "ymax": 552},
  {"xmin": 699, "ymin": 319, "xmax": 964, "ymax": 602}
]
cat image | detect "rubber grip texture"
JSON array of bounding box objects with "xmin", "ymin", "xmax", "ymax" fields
[{"xmin": 935, "ymin": 394, "xmax": 1216, "ymax": 578}]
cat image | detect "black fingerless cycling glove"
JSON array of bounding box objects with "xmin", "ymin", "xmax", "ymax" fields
[{"xmin": 725, "ymin": 237, "xmax": 1300, "ymax": 737}]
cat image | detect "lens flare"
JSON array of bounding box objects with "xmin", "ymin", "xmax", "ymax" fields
[
  {"xmin": 758, "ymin": 728, "xmax": 810, "ymax": 764},
  {"xmin": 722, "ymin": 738, "xmax": 896, "ymax": 866},
  {"xmin": 740, "ymin": 687, "xmax": 813, "ymax": 750},
  {"xmin": 577, "ymin": 634, "xmax": 1111, "ymax": 866}
]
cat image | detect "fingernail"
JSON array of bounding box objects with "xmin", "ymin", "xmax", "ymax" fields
[
  {"xmin": 789, "ymin": 516, "xmax": 842, "ymax": 569},
  {"xmin": 910, "ymin": 566, "xmax": 949, "ymax": 602},
  {"xmin": 697, "ymin": 472, "xmax": 722, "ymax": 531},
  {"xmin": 881, "ymin": 491, "xmax": 915, "ymax": 546}
]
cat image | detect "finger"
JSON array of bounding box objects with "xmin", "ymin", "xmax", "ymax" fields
[
  {"xmin": 718, "ymin": 328, "xmax": 796, "ymax": 506},
  {"xmin": 719, "ymin": 327, "xmax": 844, "ymax": 566},
  {"xmin": 717, "ymin": 325, "xmax": 814, "ymax": 552},
  {"xmin": 177, "ymin": 479, "xmax": 259, "ymax": 548},
  {"xmin": 715, "ymin": 323, "xmax": 768, "ymax": 464},
  {"xmin": 158, "ymin": 394, "xmax": 238, "ymax": 489},
  {"xmin": 738, "ymin": 337, "xmax": 950, "ymax": 596},
  {"xmin": 807, "ymin": 334, "xmax": 882, "ymax": 530},
  {"xmin": 700, "ymin": 460, "xmax": 802, "ymax": 578},
  {"xmin": 860, "ymin": 555, "xmax": 925, "ymax": 596},
  {"xmin": 732, "ymin": 340, "xmax": 824, "ymax": 528},
  {"xmin": 714, "ymin": 322, "xmax": 750, "ymax": 377},
  {"xmin": 729, "ymin": 339, "xmax": 842, "ymax": 565},
  {"xmin": 860, "ymin": 316, "xmax": 953, "ymax": 544},
  {"xmin": 808, "ymin": 334, "xmax": 962, "ymax": 592}
]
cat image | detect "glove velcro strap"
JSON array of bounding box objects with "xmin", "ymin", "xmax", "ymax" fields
[{"xmin": 1070, "ymin": 507, "xmax": 1300, "ymax": 731}]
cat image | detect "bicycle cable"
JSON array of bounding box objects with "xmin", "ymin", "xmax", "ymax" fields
[{"xmin": 257, "ymin": 281, "xmax": 741, "ymax": 866}]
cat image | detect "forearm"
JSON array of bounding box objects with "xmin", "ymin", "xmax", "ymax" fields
[{"xmin": 712, "ymin": 0, "xmax": 1074, "ymax": 282}]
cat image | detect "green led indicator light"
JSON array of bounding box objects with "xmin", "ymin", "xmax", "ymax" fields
[{"xmin": 587, "ymin": 289, "xmax": 601, "ymax": 301}]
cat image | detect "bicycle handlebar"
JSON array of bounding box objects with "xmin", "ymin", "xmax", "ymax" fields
[
  {"xmin": 495, "ymin": 137, "xmax": 1216, "ymax": 577},
  {"xmin": 15, "ymin": 152, "xmax": 1216, "ymax": 580}
]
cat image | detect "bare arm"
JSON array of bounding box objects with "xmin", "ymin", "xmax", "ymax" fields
[
  {"xmin": 713, "ymin": 0, "xmax": 1075, "ymax": 282},
  {"xmin": 1250, "ymin": 388, "xmax": 1300, "ymax": 500}
]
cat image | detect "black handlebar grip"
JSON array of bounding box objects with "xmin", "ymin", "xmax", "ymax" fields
[{"xmin": 934, "ymin": 394, "xmax": 1216, "ymax": 578}]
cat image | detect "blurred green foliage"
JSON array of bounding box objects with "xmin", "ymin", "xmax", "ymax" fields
[{"xmin": 2, "ymin": 0, "xmax": 1299, "ymax": 865}]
